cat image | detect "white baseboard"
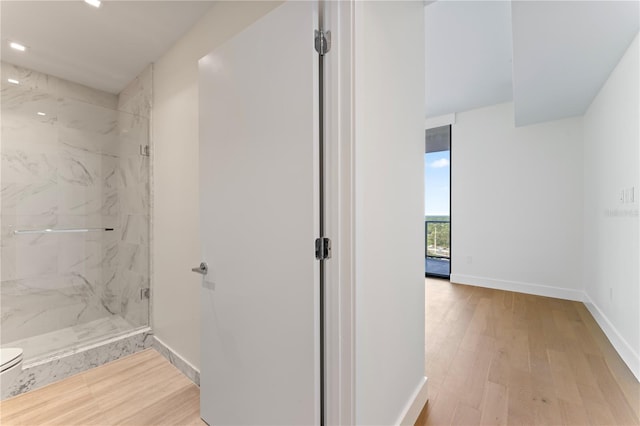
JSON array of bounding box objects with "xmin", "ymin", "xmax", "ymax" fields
[
  {"xmin": 583, "ymin": 293, "xmax": 640, "ymax": 381},
  {"xmin": 152, "ymin": 336, "xmax": 201, "ymax": 386},
  {"xmin": 449, "ymin": 273, "xmax": 640, "ymax": 382},
  {"xmin": 396, "ymin": 376, "xmax": 428, "ymax": 426},
  {"xmin": 449, "ymin": 274, "xmax": 584, "ymax": 302}
]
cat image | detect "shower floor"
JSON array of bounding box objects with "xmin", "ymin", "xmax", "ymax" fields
[{"xmin": 5, "ymin": 315, "xmax": 136, "ymax": 363}]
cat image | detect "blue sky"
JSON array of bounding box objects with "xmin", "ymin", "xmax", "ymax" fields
[{"xmin": 424, "ymin": 151, "xmax": 450, "ymax": 216}]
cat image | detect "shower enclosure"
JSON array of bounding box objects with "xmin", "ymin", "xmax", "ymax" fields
[{"xmin": 0, "ymin": 62, "xmax": 151, "ymax": 365}]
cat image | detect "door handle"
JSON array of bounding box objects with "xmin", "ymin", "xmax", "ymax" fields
[{"xmin": 191, "ymin": 262, "xmax": 208, "ymax": 275}]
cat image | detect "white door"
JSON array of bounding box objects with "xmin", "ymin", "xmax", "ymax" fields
[{"xmin": 198, "ymin": 2, "xmax": 320, "ymax": 425}]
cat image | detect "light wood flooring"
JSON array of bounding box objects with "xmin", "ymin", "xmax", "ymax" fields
[
  {"xmin": 416, "ymin": 278, "xmax": 640, "ymax": 426},
  {"xmin": 2, "ymin": 279, "xmax": 639, "ymax": 425},
  {"xmin": 0, "ymin": 349, "xmax": 205, "ymax": 425}
]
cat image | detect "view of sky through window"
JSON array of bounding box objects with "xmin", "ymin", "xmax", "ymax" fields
[{"xmin": 424, "ymin": 151, "xmax": 450, "ymax": 217}]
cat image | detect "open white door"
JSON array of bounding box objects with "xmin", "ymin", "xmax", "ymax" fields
[{"xmin": 198, "ymin": 2, "xmax": 320, "ymax": 425}]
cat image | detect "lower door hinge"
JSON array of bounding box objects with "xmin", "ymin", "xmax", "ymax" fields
[
  {"xmin": 315, "ymin": 237, "xmax": 332, "ymax": 260},
  {"xmin": 314, "ymin": 30, "xmax": 331, "ymax": 56}
]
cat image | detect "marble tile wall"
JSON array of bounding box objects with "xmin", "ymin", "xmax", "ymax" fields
[
  {"xmin": 114, "ymin": 65, "xmax": 151, "ymax": 328},
  {"xmin": 1, "ymin": 62, "xmax": 151, "ymax": 355}
]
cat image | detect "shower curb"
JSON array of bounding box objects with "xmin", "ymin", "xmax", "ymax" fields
[{"xmin": 1, "ymin": 328, "xmax": 153, "ymax": 400}]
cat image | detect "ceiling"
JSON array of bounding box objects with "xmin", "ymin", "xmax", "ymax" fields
[
  {"xmin": 1, "ymin": 0, "xmax": 637, "ymax": 122},
  {"xmin": 425, "ymin": 1, "xmax": 514, "ymax": 119},
  {"xmin": 425, "ymin": 1, "xmax": 639, "ymax": 126},
  {"xmin": 1, "ymin": 1, "xmax": 215, "ymax": 94},
  {"xmin": 511, "ymin": 1, "xmax": 639, "ymax": 126}
]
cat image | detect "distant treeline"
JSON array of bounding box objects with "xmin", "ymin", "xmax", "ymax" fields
[
  {"xmin": 424, "ymin": 216, "xmax": 450, "ymax": 222},
  {"xmin": 425, "ymin": 217, "xmax": 450, "ymax": 255}
]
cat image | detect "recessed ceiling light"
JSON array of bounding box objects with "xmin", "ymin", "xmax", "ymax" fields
[
  {"xmin": 84, "ymin": 0, "xmax": 101, "ymax": 8},
  {"xmin": 37, "ymin": 112, "xmax": 46, "ymax": 116},
  {"xmin": 9, "ymin": 42, "xmax": 26, "ymax": 52},
  {"xmin": 7, "ymin": 78, "xmax": 20, "ymax": 85}
]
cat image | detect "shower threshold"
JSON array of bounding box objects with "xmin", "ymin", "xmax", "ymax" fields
[{"xmin": 5, "ymin": 315, "xmax": 140, "ymax": 364}]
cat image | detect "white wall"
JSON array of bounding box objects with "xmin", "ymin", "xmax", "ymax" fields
[
  {"xmin": 152, "ymin": 1, "xmax": 282, "ymax": 370},
  {"xmin": 154, "ymin": 4, "xmax": 428, "ymax": 421},
  {"xmin": 583, "ymin": 33, "xmax": 639, "ymax": 380},
  {"xmin": 450, "ymin": 102, "xmax": 584, "ymax": 300},
  {"xmin": 354, "ymin": 2, "xmax": 426, "ymax": 424}
]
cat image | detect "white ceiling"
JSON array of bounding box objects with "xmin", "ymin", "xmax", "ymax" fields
[
  {"xmin": 425, "ymin": 0, "xmax": 514, "ymax": 119},
  {"xmin": 1, "ymin": 1, "xmax": 215, "ymax": 94},
  {"xmin": 511, "ymin": 0, "xmax": 640, "ymax": 126},
  {"xmin": 425, "ymin": 1, "xmax": 639, "ymax": 126},
  {"xmin": 1, "ymin": 0, "xmax": 637, "ymax": 121}
]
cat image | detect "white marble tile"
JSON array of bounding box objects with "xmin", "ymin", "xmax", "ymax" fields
[
  {"xmin": 58, "ymin": 126, "xmax": 118, "ymax": 158},
  {"xmin": 1, "ymin": 146, "xmax": 58, "ymax": 184},
  {"xmin": 0, "ymin": 264, "xmax": 123, "ymax": 337},
  {"xmin": 118, "ymin": 64, "xmax": 152, "ymax": 119},
  {"xmin": 55, "ymin": 78, "xmax": 118, "ymax": 111},
  {"xmin": 1, "ymin": 62, "xmax": 57, "ymax": 96},
  {"xmin": 58, "ymin": 240, "xmax": 101, "ymax": 274},
  {"xmin": 4, "ymin": 315, "xmax": 134, "ymax": 362},
  {"xmin": 51, "ymin": 214, "xmax": 88, "ymax": 230},
  {"xmin": 0, "ymin": 214, "xmax": 59, "ymax": 250},
  {"xmin": 118, "ymin": 157, "xmax": 150, "ymax": 215},
  {"xmin": 57, "ymin": 184, "xmax": 97, "ymax": 218},
  {"xmin": 2, "ymin": 242, "xmax": 58, "ymax": 281},
  {"xmin": 1, "ymin": 63, "xmax": 151, "ymax": 365},
  {"xmin": 57, "ymin": 182, "xmax": 120, "ymax": 221},
  {"xmin": 56, "ymin": 151, "xmax": 98, "ymax": 188},
  {"xmin": 1, "ymin": 327, "xmax": 153, "ymax": 399},
  {"xmin": 0, "ymin": 280, "xmax": 90, "ymax": 343},
  {"xmin": 117, "ymin": 110, "xmax": 149, "ymax": 149},
  {"xmin": 118, "ymin": 242, "xmax": 149, "ymax": 276},
  {"xmin": 99, "ymin": 268, "xmax": 120, "ymax": 315},
  {"xmin": 102, "ymin": 192, "xmax": 119, "ymax": 217},
  {"xmin": 57, "ymin": 98, "xmax": 117, "ymax": 136},
  {"xmin": 102, "ymin": 157, "xmax": 119, "ymax": 192},
  {"xmin": 1, "ymin": 181, "xmax": 57, "ymax": 214},
  {"xmin": 100, "ymin": 240, "xmax": 119, "ymax": 270},
  {"xmin": 112, "ymin": 137, "xmax": 141, "ymax": 158},
  {"xmin": 119, "ymin": 270, "xmax": 149, "ymax": 327},
  {"xmin": 1, "ymin": 111, "xmax": 58, "ymax": 148},
  {"xmin": 1, "ymin": 95, "xmax": 58, "ymax": 128},
  {"xmin": 120, "ymin": 214, "xmax": 149, "ymax": 245},
  {"xmin": 1, "ymin": 62, "xmax": 118, "ymax": 110}
]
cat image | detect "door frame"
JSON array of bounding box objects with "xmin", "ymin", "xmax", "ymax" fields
[
  {"xmin": 324, "ymin": 1, "xmax": 356, "ymax": 424},
  {"xmin": 323, "ymin": 2, "xmax": 430, "ymax": 424}
]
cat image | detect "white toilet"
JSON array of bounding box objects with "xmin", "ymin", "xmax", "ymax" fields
[{"xmin": 1, "ymin": 348, "xmax": 23, "ymax": 394}]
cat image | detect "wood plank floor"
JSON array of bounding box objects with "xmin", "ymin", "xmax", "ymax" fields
[
  {"xmin": 0, "ymin": 349, "xmax": 205, "ymax": 426},
  {"xmin": 2, "ymin": 279, "xmax": 638, "ymax": 425},
  {"xmin": 416, "ymin": 278, "xmax": 640, "ymax": 426}
]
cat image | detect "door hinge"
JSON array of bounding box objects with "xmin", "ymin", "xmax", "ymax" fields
[
  {"xmin": 314, "ymin": 30, "xmax": 331, "ymax": 56},
  {"xmin": 315, "ymin": 237, "xmax": 332, "ymax": 260}
]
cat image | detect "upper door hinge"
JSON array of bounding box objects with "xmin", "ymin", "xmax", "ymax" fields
[
  {"xmin": 314, "ymin": 30, "xmax": 331, "ymax": 56},
  {"xmin": 315, "ymin": 237, "xmax": 332, "ymax": 260}
]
